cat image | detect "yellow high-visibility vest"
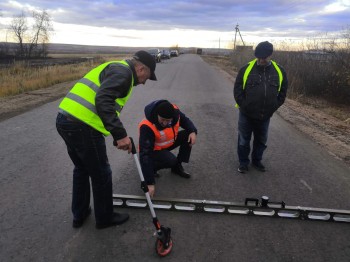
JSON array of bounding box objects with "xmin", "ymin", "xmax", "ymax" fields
[
  {"xmin": 59, "ymin": 60, "xmax": 134, "ymax": 135},
  {"xmin": 235, "ymin": 59, "xmax": 283, "ymax": 108}
]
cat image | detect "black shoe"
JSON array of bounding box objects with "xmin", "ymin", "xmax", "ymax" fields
[
  {"xmin": 171, "ymin": 163, "xmax": 191, "ymax": 178},
  {"xmin": 73, "ymin": 207, "xmax": 92, "ymax": 228},
  {"xmin": 96, "ymin": 212, "xmax": 129, "ymax": 229},
  {"xmin": 238, "ymin": 165, "xmax": 248, "ymax": 173},
  {"xmin": 252, "ymin": 161, "xmax": 266, "ymax": 172}
]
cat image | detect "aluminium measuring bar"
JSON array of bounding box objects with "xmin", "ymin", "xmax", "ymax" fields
[{"xmin": 113, "ymin": 194, "xmax": 350, "ymax": 223}]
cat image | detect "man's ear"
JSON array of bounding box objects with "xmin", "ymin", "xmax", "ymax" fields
[{"xmin": 135, "ymin": 64, "xmax": 143, "ymax": 73}]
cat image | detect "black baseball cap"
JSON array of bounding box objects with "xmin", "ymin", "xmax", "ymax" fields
[
  {"xmin": 133, "ymin": 50, "xmax": 157, "ymax": 80},
  {"xmin": 254, "ymin": 41, "xmax": 273, "ymax": 58}
]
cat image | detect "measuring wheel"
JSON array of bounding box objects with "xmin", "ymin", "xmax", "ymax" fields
[{"xmin": 155, "ymin": 237, "xmax": 173, "ymax": 257}]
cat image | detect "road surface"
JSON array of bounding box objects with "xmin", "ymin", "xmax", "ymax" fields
[{"xmin": 1, "ymin": 54, "xmax": 349, "ymax": 261}]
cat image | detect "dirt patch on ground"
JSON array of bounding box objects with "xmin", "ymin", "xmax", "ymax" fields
[
  {"xmin": 0, "ymin": 56, "xmax": 349, "ymax": 168},
  {"xmin": 278, "ymin": 99, "xmax": 350, "ymax": 164},
  {"xmin": 0, "ymin": 81, "xmax": 75, "ymax": 121},
  {"xmin": 202, "ymin": 55, "xmax": 350, "ymax": 168}
]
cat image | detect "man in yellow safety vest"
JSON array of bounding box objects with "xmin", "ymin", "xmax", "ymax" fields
[
  {"xmin": 56, "ymin": 50, "xmax": 156, "ymax": 229},
  {"xmin": 234, "ymin": 41, "xmax": 288, "ymax": 174}
]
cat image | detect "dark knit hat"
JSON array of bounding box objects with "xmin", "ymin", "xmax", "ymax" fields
[
  {"xmin": 254, "ymin": 41, "xmax": 273, "ymax": 58},
  {"xmin": 156, "ymin": 101, "xmax": 174, "ymax": 119},
  {"xmin": 133, "ymin": 50, "xmax": 157, "ymax": 80}
]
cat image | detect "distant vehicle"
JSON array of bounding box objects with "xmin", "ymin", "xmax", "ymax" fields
[
  {"xmin": 196, "ymin": 48, "xmax": 202, "ymax": 55},
  {"xmin": 147, "ymin": 48, "xmax": 162, "ymax": 63},
  {"xmin": 170, "ymin": 50, "xmax": 179, "ymax": 57},
  {"xmin": 161, "ymin": 50, "xmax": 171, "ymax": 59}
]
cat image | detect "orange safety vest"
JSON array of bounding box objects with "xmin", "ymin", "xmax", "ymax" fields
[{"xmin": 139, "ymin": 104, "xmax": 180, "ymax": 150}]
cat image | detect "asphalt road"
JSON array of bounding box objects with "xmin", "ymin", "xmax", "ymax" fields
[{"xmin": 1, "ymin": 54, "xmax": 349, "ymax": 262}]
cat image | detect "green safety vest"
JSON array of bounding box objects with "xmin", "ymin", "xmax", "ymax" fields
[
  {"xmin": 235, "ymin": 59, "xmax": 283, "ymax": 108},
  {"xmin": 59, "ymin": 60, "xmax": 134, "ymax": 135}
]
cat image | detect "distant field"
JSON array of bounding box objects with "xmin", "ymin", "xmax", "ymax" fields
[
  {"xmin": 46, "ymin": 43, "xmax": 143, "ymax": 54},
  {"xmin": 49, "ymin": 53, "xmax": 129, "ymax": 59}
]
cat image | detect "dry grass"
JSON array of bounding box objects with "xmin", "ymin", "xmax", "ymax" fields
[
  {"xmin": 0, "ymin": 54, "xmax": 127, "ymax": 97},
  {"xmin": 202, "ymin": 55, "xmax": 237, "ymax": 76},
  {"xmin": 299, "ymin": 97, "xmax": 350, "ymax": 122}
]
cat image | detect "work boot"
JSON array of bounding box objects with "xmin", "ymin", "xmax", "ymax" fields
[
  {"xmin": 95, "ymin": 212, "xmax": 129, "ymax": 229},
  {"xmin": 171, "ymin": 163, "xmax": 191, "ymax": 178},
  {"xmin": 252, "ymin": 161, "xmax": 266, "ymax": 172},
  {"xmin": 73, "ymin": 207, "xmax": 92, "ymax": 228}
]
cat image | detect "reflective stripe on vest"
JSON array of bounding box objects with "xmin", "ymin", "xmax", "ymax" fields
[
  {"xmin": 59, "ymin": 60, "xmax": 134, "ymax": 135},
  {"xmin": 235, "ymin": 59, "xmax": 283, "ymax": 108},
  {"xmin": 138, "ymin": 104, "xmax": 180, "ymax": 150}
]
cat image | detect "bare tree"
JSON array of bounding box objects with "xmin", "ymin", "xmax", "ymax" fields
[
  {"xmin": 29, "ymin": 10, "xmax": 53, "ymax": 58},
  {"xmin": 10, "ymin": 12, "xmax": 28, "ymax": 57},
  {"xmin": 10, "ymin": 10, "xmax": 53, "ymax": 58},
  {"xmin": 341, "ymin": 25, "xmax": 350, "ymax": 52}
]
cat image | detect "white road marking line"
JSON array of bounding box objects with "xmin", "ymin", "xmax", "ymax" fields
[{"xmin": 300, "ymin": 179, "xmax": 313, "ymax": 193}]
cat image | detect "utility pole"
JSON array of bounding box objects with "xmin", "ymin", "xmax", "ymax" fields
[{"xmin": 234, "ymin": 24, "xmax": 245, "ymax": 50}]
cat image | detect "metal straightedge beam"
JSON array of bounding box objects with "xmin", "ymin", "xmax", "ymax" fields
[{"xmin": 113, "ymin": 194, "xmax": 350, "ymax": 223}]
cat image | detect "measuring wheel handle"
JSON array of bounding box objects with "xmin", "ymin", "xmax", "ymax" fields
[{"xmin": 127, "ymin": 137, "xmax": 173, "ymax": 257}]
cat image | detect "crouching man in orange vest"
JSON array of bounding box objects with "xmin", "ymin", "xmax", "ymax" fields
[{"xmin": 138, "ymin": 100, "xmax": 197, "ymax": 197}]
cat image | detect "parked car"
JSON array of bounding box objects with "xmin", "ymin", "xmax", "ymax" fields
[
  {"xmin": 161, "ymin": 49, "xmax": 171, "ymax": 59},
  {"xmin": 170, "ymin": 50, "xmax": 179, "ymax": 57},
  {"xmin": 147, "ymin": 48, "xmax": 161, "ymax": 63}
]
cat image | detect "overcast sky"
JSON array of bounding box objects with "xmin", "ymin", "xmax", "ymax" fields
[{"xmin": 0, "ymin": 0, "xmax": 349, "ymax": 48}]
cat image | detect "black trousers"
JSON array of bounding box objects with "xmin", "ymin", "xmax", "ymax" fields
[
  {"xmin": 152, "ymin": 130, "xmax": 192, "ymax": 171},
  {"xmin": 56, "ymin": 113, "xmax": 113, "ymax": 224}
]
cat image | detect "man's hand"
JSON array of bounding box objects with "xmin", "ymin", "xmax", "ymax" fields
[
  {"xmin": 115, "ymin": 137, "xmax": 132, "ymax": 153},
  {"xmin": 188, "ymin": 132, "xmax": 197, "ymax": 146},
  {"xmin": 148, "ymin": 185, "xmax": 155, "ymax": 198}
]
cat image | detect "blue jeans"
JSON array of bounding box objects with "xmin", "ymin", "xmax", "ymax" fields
[
  {"xmin": 56, "ymin": 113, "xmax": 113, "ymax": 224},
  {"xmin": 237, "ymin": 111, "xmax": 270, "ymax": 166}
]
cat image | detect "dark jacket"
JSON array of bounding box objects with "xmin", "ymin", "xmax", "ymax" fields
[
  {"xmin": 234, "ymin": 60, "xmax": 288, "ymax": 121},
  {"xmin": 95, "ymin": 59, "xmax": 138, "ymax": 141},
  {"xmin": 139, "ymin": 100, "xmax": 197, "ymax": 185}
]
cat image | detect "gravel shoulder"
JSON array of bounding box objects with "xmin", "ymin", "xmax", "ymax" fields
[
  {"xmin": 0, "ymin": 57, "xmax": 349, "ymax": 168},
  {"xmin": 278, "ymin": 99, "xmax": 350, "ymax": 164}
]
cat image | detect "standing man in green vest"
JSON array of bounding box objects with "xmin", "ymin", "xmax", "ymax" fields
[
  {"xmin": 234, "ymin": 41, "xmax": 288, "ymax": 173},
  {"xmin": 56, "ymin": 50, "xmax": 157, "ymax": 229}
]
